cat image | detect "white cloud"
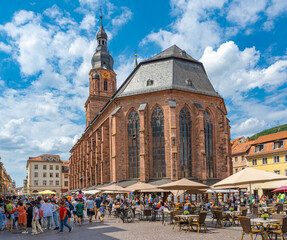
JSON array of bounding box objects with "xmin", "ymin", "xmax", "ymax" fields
[
  {"xmin": 226, "ymin": 0, "xmax": 267, "ymax": 28},
  {"xmin": 232, "ymin": 118, "xmax": 266, "ymax": 137},
  {"xmin": 0, "ymin": 2, "xmax": 132, "ymax": 186},
  {"xmin": 142, "ymin": 0, "xmax": 226, "ymax": 58},
  {"xmin": 0, "ymin": 42, "xmax": 12, "ymax": 53},
  {"xmin": 266, "ymin": 0, "xmax": 287, "ymax": 18},
  {"xmin": 200, "ymin": 41, "xmax": 287, "ymax": 98},
  {"xmin": 111, "ymin": 7, "xmax": 132, "ymax": 31}
]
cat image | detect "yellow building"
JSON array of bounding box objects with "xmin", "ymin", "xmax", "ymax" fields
[{"xmin": 246, "ymin": 131, "xmax": 287, "ymax": 195}]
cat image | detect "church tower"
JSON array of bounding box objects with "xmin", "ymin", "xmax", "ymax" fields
[{"xmin": 85, "ymin": 16, "xmax": 117, "ymax": 127}]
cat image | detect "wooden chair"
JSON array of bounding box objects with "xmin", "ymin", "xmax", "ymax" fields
[
  {"xmin": 277, "ymin": 204, "xmax": 284, "ymax": 214},
  {"xmin": 142, "ymin": 209, "xmax": 152, "ymax": 221},
  {"xmin": 189, "ymin": 211, "xmax": 207, "ymax": 233},
  {"xmin": 267, "ymin": 217, "xmax": 287, "ymax": 240},
  {"xmin": 252, "ymin": 205, "xmax": 259, "ymax": 218},
  {"xmin": 238, "ymin": 216, "xmax": 265, "ymax": 240},
  {"xmin": 211, "ymin": 209, "xmax": 217, "ymax": 224},
  {"xmin": 173, "ymin": 216, "xmax": 187, "ymax": 231},
  {"xmin": 232, "ymin": 208, "xmax": 248, "ymax": 226},
  {"xmin": 214, "ymin": 210, "xmax": 231, "ymax": 228}
]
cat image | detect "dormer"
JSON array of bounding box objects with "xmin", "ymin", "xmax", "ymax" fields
[
  {"xmin": 273, "ymin": 140, "xmax": 284, "ymax": 149},
  {"xmin": 254, "ymin": 144, "xmax": 264, "ymax": 153}
]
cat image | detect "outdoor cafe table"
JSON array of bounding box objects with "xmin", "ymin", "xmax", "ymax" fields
[
  {"xmin": 175, "ymin": 214, "xmax": 199, "ymax": 220},
  {"xmin": 224, "ymin": 210, "xmax": 241, "ymax": 216},
  {"xmin": 251, "ymin": 218, "xmax": 280, "ymax": 227}
]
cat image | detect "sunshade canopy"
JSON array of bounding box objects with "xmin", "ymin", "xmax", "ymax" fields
[
  {"xmin": 159, "ymin": 178, "xmax": 209, "ymax": 190},
  {"xmin": 213, "ymin": 168, "xmax": 287, "ymax": 188},
  {"xmin": 38, "ymin": 190, "xmax": 56, "ymax": 195},
  {"xmin": 82, "ymin": 190, "xmax": 101, "ymax": 194},
  {"xmin": 272, "ymin": 186, "xmax": 287, "ymax": 192},
  {"xmin": 124, "ymin": 182, "xmax": 156, "ymax": 192},
  {"xmin": 96, "ymin": 184, "xmax": 128, "ymax": 193}
]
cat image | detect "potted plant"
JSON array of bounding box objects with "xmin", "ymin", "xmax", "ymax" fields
[{"xmin": 261, "ymin": 213, "xmax": 269, "ymax": 220}]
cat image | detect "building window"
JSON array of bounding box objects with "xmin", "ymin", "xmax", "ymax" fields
[
  {"xmin": 56, "ymin": 173, "xmax": 59, "ymax": 178},
  {"xmin": 274, "ymin": 170, "xmax": 281, "ymax": 175},
  {"xmin": 43, "ymin": 165, "xmax": 47, "ymax": 170},
  {"xmin": 34, "ymin": 180, "xmax": 38, "ymax": 186},
  {"xmin": 56, "ymin": 181, "xmax": 59, "ymax": 186},
  {"xmin": 50, "ymin": 165, "xmax": 53, "ymax": 170},
  {"xmin": 179, "ymin": 107, "xmax": 192, "ymax": 178},
  {"xmin": 43, "ymin": 173, "xmax": 47, "ymax": 178},
  {"xmin": 262, "ymin": 157, "xmax": 268, "ymax": 165},
  {"xmin": 274, "ymin": 156, "xmax": 280, "ymax": 163},
  {"xmin": 56, "ymin": 165, "xmax": 59, "ymax": 170},
  {"xmin": 43, "ymin": 180, "xmax": 47, "ymax": 186},
  {"xmin": 274, "ymin": 141, "xmax": 283, "ymax": 149},
  {"xmin": 128, "ymin": 110, "xmax": 140, "ymax": 179},
  {"xmin": 152, "ymin": 106, "xmax": 166, "ymax": 178},
  {"xmin": 64, "ymin": 174, "xmax": 68, "ymax": 179},
  {"xmin": 255, "ymin": 144, "xmax": 264, "ymax": 152},
  {"xmin": 34, "ymin": 165, "xmax": 38, "ymax": 170},
  {"xmin": 49, "ymin": 180, "xmax": 53, "ymax": 185},
  {"xmin": 204, "ymin": 111, "xmax": 214, "ymax": 178},
  {"xmin": 64, "ymin": 181, "xmax": 68, "ymax": 187},
  {"xmin": 285, "ymin": 169, "xmax": 287, "ymax": 176},
  {"xmin": 235, "ymin": 168, "xmax": 238, "ymax": 173},
  {"xmin": 104, "ymin": 80, "xmax": 108, "ymax": 91},
  {"xmin": 241, "ymin": 156, "xmax": 244, "ymax": 162},
  {"xmin": 235, "ymin": 157, "xmax": 238, "ymax": 163},
  {"xmin": 50, "ymin": 173, "xmax": 53, "ymax": 178},
  {"xmin": 285, "ymin": 155, "xmax": 287, "ymax": 162},
  {"xmin": 34, "ymin": 172, "xmax": 38, "ymax": 178},
  {"xmin": 251, "ymin": 159, "xmax": 257, "ymax": 166}
]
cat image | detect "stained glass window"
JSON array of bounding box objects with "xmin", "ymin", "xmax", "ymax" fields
[
  {"xmin": 128, "ymin": 110, "xmax": 140, "ymax": 178},
  {"xmin": 151, "ymin": 107, "xmax": 166, "ymax": 178},
  {"xmin": 179, "ymin": 107, "xmax": 192, "ymax": 177}
]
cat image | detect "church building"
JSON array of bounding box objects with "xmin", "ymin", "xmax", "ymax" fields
[{"xmin": 69, "ymin": 18, "xmax": 232, "ymax": 190}]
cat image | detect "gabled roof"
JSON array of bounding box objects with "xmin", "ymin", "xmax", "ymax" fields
[
  {"xmin": 231, "ymin": 137, "xmax": 245, "ymax": 150},
  {"xmin": 254, "ymin": 130, "xmax": 287, "ymax": 144}
]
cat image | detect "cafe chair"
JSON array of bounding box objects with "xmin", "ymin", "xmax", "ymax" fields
[
  {"xmin": 189, "ymin": 211, "xmax": 207, "ymax": 233},
  {"xmin": 214, "ymin": 210, "xmax": 231, "ymax": 228},
  {"xmin": 232, "ymin": 208, "xmax": 248, "ymax": 227},
  {"xmin": 267, "ymin": 217, "xmax": 287, "ymax": 240},
  {"xmin": 173, "ymin": 216, "xmax": 187, "ymax": 231},
  {"xmin": 239, "ymin": 216, "xmax": 265, "ymax": 240}
]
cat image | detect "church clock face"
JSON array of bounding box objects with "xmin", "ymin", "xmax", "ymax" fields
[{"xmin": 101, "ymin": 70, "xmax": 110, "ymax": 79}]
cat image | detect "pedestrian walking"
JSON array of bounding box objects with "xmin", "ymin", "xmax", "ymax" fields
[
  {"xmin": 0, "ymin": 203, "xmax": 4, "ymax": 231},
  {"xmin": 52, "ymin": 201, "xmax": 60, "ymax": 230},
  {"xmin": 31, "ymin": 202, "xmax": 43, "ymax": 235},
  {"xmin": 17, "ymin": 202, "xmax": 27, "ymax": 231},
  {"xmin": 24, "ymin": 202, "xmax": 33, "ymax": 234},
  {"xmin": 76, "ymin": 199, "xmax": 85, "ymax": 225},
  {"xmin": 58, "ymin": 201, "xmax": 72, "ymax": 233}
]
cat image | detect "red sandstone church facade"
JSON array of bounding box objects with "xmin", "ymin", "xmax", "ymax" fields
[{"xmin": 69, "ymin": 19, "xmax": 232, "ymax": 190}]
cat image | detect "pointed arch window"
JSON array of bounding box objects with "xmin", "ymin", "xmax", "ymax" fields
[
  {"xmin": 128, "ymin": 110, "xmax": 140, "ymax": 178},
  {"xmin": 179, "ymin": 107, "xmax": 192, "ymax": 177},
  {"xmin": 204, "ymin": 111, "xmax": 214, "ymax": 178},
  {"xmin": 151, "ymin": 107, "xmax": 166, "ymax": 178}
]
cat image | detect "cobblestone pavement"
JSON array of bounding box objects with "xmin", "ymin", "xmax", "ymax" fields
[{"xmin": 0, "ymin": 215, "xmax": 247, "ymax": 240}]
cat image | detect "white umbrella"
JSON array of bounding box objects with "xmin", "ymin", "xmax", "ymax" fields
[
  {"xmin": 124, "ymin": 182, "xmax": 156, "ymax": 192},
  {"xmin": 97, "ymin": 184, "xmax": 128, "ymax": 193},
  {"xmin": 159, "ymin": 178, "xmax": 209, "ymax": 191},
  {"xmin": 213, "ymin": 168, "xmax": 287, "ymax": 192}
]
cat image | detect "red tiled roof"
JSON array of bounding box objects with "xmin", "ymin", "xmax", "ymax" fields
[
  {"xmin": 231, "ymin": 137, "xmax": 244, "ymax": 150},
  {"xmin": 254, "ymin": 130, "xmax": 287, "ymax": 144},
  {"xmin": 232, "ymin": 140, "xmax": 255, "ymax": 155}
]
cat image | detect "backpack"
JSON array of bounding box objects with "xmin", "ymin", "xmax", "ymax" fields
[
  {"xmin": 67, "ymin": 209, "xmax": 71, "ymax": 218},
  {"xmin": 68, "ymin": 201, "xmax": 74, "ymax": 211},
  {"xmin": 39, "ymin": 209, "xmax": 44, "ymax": 219}
]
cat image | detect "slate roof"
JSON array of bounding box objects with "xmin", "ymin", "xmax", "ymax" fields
[{"xmin": 115, "ymin": 45, "xmax": 219, "ymax": 98}]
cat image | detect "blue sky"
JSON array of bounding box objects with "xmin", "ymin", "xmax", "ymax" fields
[{"xmin": 0, "ymin": 0, "xmax": 287, "ymax": 187}]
